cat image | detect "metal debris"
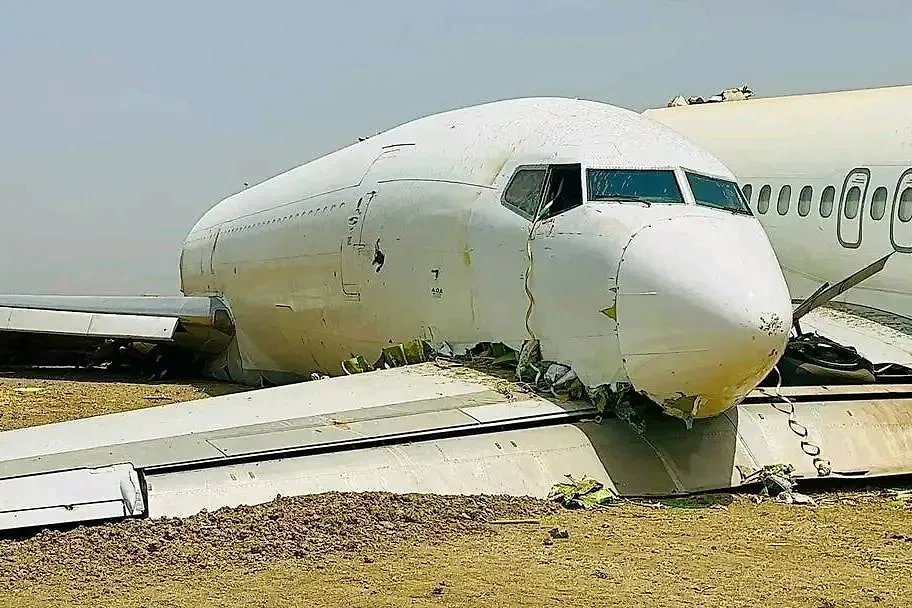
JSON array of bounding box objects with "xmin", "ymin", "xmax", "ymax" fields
[
  {"xmin": 340, "ymin": 339, "xmax": 646, "ymax": 434},
  {"xmin": 589, "ymin": 385, "xmax": 648, "ymax": 434},
  {"xmin": 342, "ymin": 338, "xmax": 433, "ymax": 375},
  {"xmin": 752, "ymin": 463, "xmax": 798, "ymax": 495},
  {"xmin": 341, "ymin": 354, "xmax": 373, "ymax": 375},
  {"xmin": 667, "ymin": 84, "xmax": 754, "ymax": 107},
  {"xmin": 548, "ymin": 474, "xmax": 618, "ymax": 509},
  {"xmin": 777, "ymin": 491, "xmax": 817, "ymax": 506},
  {"xmin": 739, "ymin": 464, "xmax": 817, "ymax": 506},
  {"xmin": 516, "ymin": 339, "xmax": 542, "ymax": 382}
]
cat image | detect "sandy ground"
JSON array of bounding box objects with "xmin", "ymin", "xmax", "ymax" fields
[
  {"xmin": 1, "ymin": 369, "xmax": 911, "ymax": 607},
  {"xmin": 0, "ymin": 368, "xmax": 249, "ymax": 431}
]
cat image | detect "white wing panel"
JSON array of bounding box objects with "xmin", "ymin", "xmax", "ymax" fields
[
  {"xmin": 0, "ymin": 306, "xmax": 178, "ymax": 340},
  {"xmin": 0, "ymin": 464, "xmax": 145, "ymax": 531}
]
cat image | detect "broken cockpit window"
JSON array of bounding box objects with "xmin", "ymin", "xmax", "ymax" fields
[
  {"xmin": 541, "ymin": 164, "xmax": 583, "ymax": 219},
  {"xmin": 586, "ymin": 169, "xmax": 684, "ymax": 205},
  {"xmin": 503, "ymin": 164, "xmax": 582, "ymax": 220},
  {"xmin": 684, "ymin": 171, "xmax": 752, "ymax": 215}
]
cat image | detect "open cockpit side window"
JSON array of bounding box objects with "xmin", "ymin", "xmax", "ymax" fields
[
  {"xmin": 502, "ymin": 164, "xmax": 582, "ymax": 221},
  {"xmin": 541, "ymin": 164, "xmax": 583, "ymax": 219}
]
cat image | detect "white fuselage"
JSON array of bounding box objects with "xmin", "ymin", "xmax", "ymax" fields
[
  {"xmin": 179, "ymin": 97, "xmax": 792, "ymax": 418},
  {"xmin": 644, "ymin": 85, "xmax": 912, "ymax": 318}
]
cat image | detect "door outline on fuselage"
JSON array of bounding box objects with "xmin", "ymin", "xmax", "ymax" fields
[
  {"xmin": 837, "ymin": 167, "xmax": 870, "ymax": 249},
  {"xmin": 208, "ymin": 227, "xmax": 221, "ymax": 274},
  {"xmin": 339, "ymin": 143, "xmax": 414, "ymax": 300},
  {"xmin": 203, "ymin": 226, "xmax": 223, "ymax": 293},
  {"xmin": 340, "ymin": 190, "xmax": 377, "ymax": 300},
  {"xmin": 890, "ymin": 168, "xmax": 912, "ymax": 253}
]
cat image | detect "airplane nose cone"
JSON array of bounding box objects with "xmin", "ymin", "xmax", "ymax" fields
[{"xmin": 616, "ymin": 215, "xmax": 792, "ymax": 419}]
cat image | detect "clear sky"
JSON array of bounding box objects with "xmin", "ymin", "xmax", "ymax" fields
[{"xmin": 1, "ymin": 0, "xmax": 908, "ymax": 295}]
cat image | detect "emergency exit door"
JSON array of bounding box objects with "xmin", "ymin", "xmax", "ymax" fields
[
  {"xmin": 837, "ymin": 168, "xmax": 870, "ymax": 249},
  {"xmin": 890, "ymin": 169, "xmax": 912, "ymax": 252}
]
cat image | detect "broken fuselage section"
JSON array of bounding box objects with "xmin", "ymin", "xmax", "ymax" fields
[{"xmin": 179, "ymin": 97, "xmax": 792, "ymax": 421}]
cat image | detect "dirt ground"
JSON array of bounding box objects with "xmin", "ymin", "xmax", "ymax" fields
[
  {"xmin": 1, "ymin": 369, "xmax": 911, "ymax": 608},
  {"xmin": 0, "ymin": 368, "xmax": 249, "ymax": 431}
]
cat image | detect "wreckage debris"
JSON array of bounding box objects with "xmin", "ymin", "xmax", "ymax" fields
[
  {"xmin": 341, "ymin": 338, "xmax": 650, "ymax": 433},
  {"xmin": 740, "ymin": 464, "xmax": 817, "ymax": 506},
  {"xmin": 548, "ymin": 474, "xmax": 618, "ymax": 509},
  {"xmin": 342, "ymin": 338, "xmax": 434, "ymax": 375},
  {"xmin": 666, "ymin": 84, "xmax": 754, "ymax": 107}
]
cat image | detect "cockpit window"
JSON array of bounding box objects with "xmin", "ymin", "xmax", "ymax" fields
[
  {"xmin": 503, "ymin": 168, "xmax": 547, "ymax": 217},
  {"xmin": 685, "ymin": 171, "xmax": 752, "ymax": 215},
  {"xmin": 502, "ymin": 164, "xmax": 582, "ymax": 220},
  {"xmin": 586, "ymin": 169, "xmax": 684, "ymax": 204}
]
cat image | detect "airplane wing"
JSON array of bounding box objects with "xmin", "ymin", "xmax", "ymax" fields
[
  {"xmin": 2, "ymin": 361, "xmax": 912, "ymax": 532},
  {"xmin": 0, "ymin": 294, "xmax": 233, "ymax": 369}
]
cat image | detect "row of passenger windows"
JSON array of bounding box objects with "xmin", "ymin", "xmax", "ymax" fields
[{"xmin": 742, "ymin": 182, "xmax": 912, "ymax": 222}]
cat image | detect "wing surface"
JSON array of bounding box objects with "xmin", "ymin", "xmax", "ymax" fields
[{"xmin": 0, "ymin": 294, "xmax": 232, "ymax": 366}]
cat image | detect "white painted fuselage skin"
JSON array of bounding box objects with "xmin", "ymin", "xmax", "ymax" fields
[
  {"xmin": 645, "ymin": 85, "xmax": 912, "ymax": 319},
  {"xmin": 180, "ymin": 97, "xmax": 792, "ymax": 419}
]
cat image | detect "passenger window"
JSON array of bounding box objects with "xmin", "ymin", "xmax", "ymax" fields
[
  {"xmin": 757, "ymin": 185, "xmax": 771, "ymax": 214},
  {"xmin": 540, "ymin": 164, "xmax": 583, "ymax": 219},
  {"xmin": 899, "ymin": 188, "xmax": 912, "ymax": 222},
  {"xmin": 503, "ymin": 168, "xmax": 547, "ymax": 217},
  {"xmin": 777, "ymin": 185, "xmax": 791, "ymax": 215},
  {"xmin": 820, "ymin": 186, "xmax": 835, "ymax": 217},
  {"xmin": 798, "ymin": 186, "xmax": 813, "ymax": 217},
  {"xmin": 844, "ymin": 186, "xmax": 862, "ymax": 219},
  {"xmin": 871, "ymin": 187, "xmax": 888, "ymax": 220},
  {"xmin": 741, "ymin": 184, "xmax": 752, "ymax": 202}
]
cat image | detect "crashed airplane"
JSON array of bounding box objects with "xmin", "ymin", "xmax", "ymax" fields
[
  {"xmin": 2, "ymin": 95, "xmax": 912, "ymax": 532},
  {"xmin": 1, "ymin": 97, "xmax": 793, "ymax": 418}
]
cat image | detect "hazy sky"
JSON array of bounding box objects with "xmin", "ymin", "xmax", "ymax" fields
[{"xmin": 1, "ymin": 0, "xmax": 908, "ymax": 295}]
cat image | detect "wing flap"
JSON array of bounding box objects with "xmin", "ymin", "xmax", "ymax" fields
[
  {"xmin": 0, "ymin": 464, "xmax": 145, "ymax": 531},
  {"xmin": 0, "ymin": 294, "xmax": 217, "ymax": 320},
  {"xmin": 0, "ymin": 306, "xmax": 178, "ymax": 341}
]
